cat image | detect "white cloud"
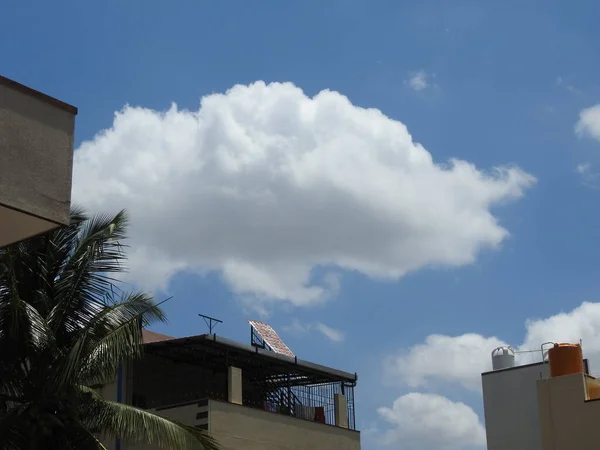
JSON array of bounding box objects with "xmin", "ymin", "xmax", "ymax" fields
[
  {"xmin": 575, "ymin": 163, "xmax": 600, "ymax": 189},
  {"xmin": 282, "ymin": 319, "xmax": 309, "ymax": 336},
  {"xmin": 556, "ymin": 76, "xmax": 580, "ymax": 94},
  {"xmin": 385, "ymin": 334, "xmax": 507, "ymax": 391},
  {"xmin": 576, "ymin": 105, "xmax": 600, "ymax": 141},
  {"xmin": 408, "ymin": 71, "xmax": 429, "ymax": 91},
  {"xmin": 315, "ymin": 322, "xmax": 345, "ymax": 343},
  {"xmin": 386, "ymin": 302, "xmax": 600, "ymax": 392},
  {"xmin": 577, "ymin": 162, "xmax": 591, "ymax": 174},
  {"xmin": 282, "ymin": 319, "xmax": 344, "ymax": 343},
  {"xmin": 521, "ymin": 302, "xmax": 600, "ymax": 359},
  {"xmin": 378, "ymin": 393, "xmax": 486, "ymax": 449},
  {"xmin": 73, "ymin": 81, "xmax": 534, "ymax": 306}
]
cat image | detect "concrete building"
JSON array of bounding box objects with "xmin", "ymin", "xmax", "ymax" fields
[
  {"xmin": 538, "ymin": 371, "xmax": 600, "ymax": 450},
  {"xmin": 482, "ymin": 343, "xmax": 600, "ymax": 450},
  {"xmin": 482, "ymin": 360, "xmax": 549, "ymax": 450},
  {"xmin": 101, "ymin": 328, "xmax": 361, "ymax": 450},
  {"xmin": 0, "ymin": 75, "xmax": 77, "ymax": 247}
]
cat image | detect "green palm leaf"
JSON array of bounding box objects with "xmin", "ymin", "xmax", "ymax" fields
[
  {"xmin": 80, "ymin": 392, "xmax": 220, "ymax": 450},
  {"xmin": 0, "ymin": 208, "xmax": 221, "ymax": 450}
]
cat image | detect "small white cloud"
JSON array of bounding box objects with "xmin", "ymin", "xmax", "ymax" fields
[
  {"xmin": 315, "ymin": 323, "xmax": 345, "ymax": 343},
  {"xmin": 282, "ymin": 319, "xmax": 344, "ymax": 343},
  {"xmin": 407, "ymin": 70, "xmax": 429, "ymax": 91},
  {"xmin": 575, "ymin": 163, "xmax": 600, "ymax": 189},
  {"xmin": 281, "ymin": 319, "xmax": 310, "ymax": 336},
  {"xmin": 556, "ymin": 76, "xmax": 580, "ymax": 94},
  {"xmin": 386, "ymin": 302, "xmax": 600, "ymax": 392},
  {"xmin": 576, "ymin": 105, "xmax": 600, "ymax": 142},
  {"xmin": 385, "ymin": 333, "xmax": 507, "ymax": 391},
  {"xmin": 577, "ymin": 162, "xmax": 591, "ymax": 174},
  {"xmin": 378, "ymin": 393, "xmax": 486, "ymax": 449}
]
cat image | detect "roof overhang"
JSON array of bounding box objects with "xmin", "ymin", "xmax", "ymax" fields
[{"xmin": 143, "ymin": 333, "xmax": 358, "ymax": 386}]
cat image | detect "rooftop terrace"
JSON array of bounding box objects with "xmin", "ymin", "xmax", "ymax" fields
[{"xmin": 135, "ymin": 329, "xmax": 357, "ymax": 429}]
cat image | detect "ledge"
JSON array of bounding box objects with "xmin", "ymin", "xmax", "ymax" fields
[{"xmin": 0, "ymin": 75, "xmax": 78, "ymax": 115}]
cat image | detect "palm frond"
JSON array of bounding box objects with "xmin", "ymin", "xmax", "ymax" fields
[
  {"xmin": 80, "ymin": 393, "xmax": 220, "ymax": 450},
  {"xmin": 55, "ymin": 293, "xmax": 166, "ymax": 388},
  {"xmin": 77, "ymin": 293, "xmax": 166, "ymax": 385},
  {"xmin": 0, "ymin": 207, "xmax": 221, "ymax": 449},
  {"xmin": 48, "ymin": 210, "xmax": 129, "ymax": 343},
  {"xmin": 63, "ymin": 421, "xmax": 109, "ymax": 450},
  {"xmin": 0, "ymin": 404, "xmax": 29, "ymax": 450}
]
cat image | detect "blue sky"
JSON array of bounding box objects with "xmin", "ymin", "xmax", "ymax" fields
[{"xmin": 5, "ymin": 1, "xmax": 600, "ymax": 448}]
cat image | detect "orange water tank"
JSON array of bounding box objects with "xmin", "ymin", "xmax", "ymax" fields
[
  {"xmin": 548, "ymin": 343, "xmax": 584, "ymax": 377},
  {"xmin": 587, "ymin": 378, "xmax": 600, "ymax": 400}
]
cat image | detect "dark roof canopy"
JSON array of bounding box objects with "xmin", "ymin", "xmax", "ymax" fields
[{"xmin": 142, "ymin": 332, "xmax": 357, "ymax": 387}]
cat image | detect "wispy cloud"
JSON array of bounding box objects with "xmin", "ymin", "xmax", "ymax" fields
[
  {"xmin": 407, "ymin": 70, "xmax": 429, "ymax": 91},
  {"xmin": 556, "ymin": 76, "xmax": 581, "ymax": 94},
  {"xmin": 575, "ymin": 106, "xmax": 600, "ymax": 189},
  {"xmin": 577, "ymin": 162, "xmax": 591, "ymax": 175},
  {"xmin": 315, "ymin": 323, "xmax": 345, "ymax": 343},
  {"xmin": 575, "ymin": 163, "xmax": 600, "ymax": 189},
  {"xmin": 282, "ymin": 319, "xmax": 309, "ymax": 336},
  {"xmin": 283, "ymin": 319, "xmax": 345, "ymax": 343}
]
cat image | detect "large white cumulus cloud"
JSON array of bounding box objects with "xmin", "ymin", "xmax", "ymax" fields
[{"xmin": 73, "ymin": 81, "xmax": 535, "ymax": 305}]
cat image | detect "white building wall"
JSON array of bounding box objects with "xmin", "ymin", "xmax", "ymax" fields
[{"xmin": 482, "ymin": 362, "xmax": 548, "ymax": 450}]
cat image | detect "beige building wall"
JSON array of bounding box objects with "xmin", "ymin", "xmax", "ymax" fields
[
  {"xmin": 97, "ymin": 365, "xmax": 131, "ymax": 450},
  {"xmin": 123, "ymin": 399, "xmax": 359, "ymax": 450},
  {"xmin": 124, "ymin": 400, "xmax": 210, "ymax": 450},
  {"xmin": 209, "ymin": 400, "xmax": 360, "ymax": 450},
  {"xmin": 537, "ymin": 373, "xmax": 600, "ymax": 450},
  {"xmin": 0, "ymin": 76, "xmax": 76, "ymax": 247}
]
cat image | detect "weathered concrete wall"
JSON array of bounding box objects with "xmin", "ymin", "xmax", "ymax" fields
[
  {"xmin": 537, "ymin": 373, "xmax": 600, "ymax": 450},
  {"xmin": 209, "ymin": 400, "xmax": 361, "ymax": 450},
  {"xmin": 0, "ymin": 77, "xmax": 76, "ymax": 245},
  {"xmin": 125, "ymin": 400, "xmax": 210, "ymax": 450},
  {"xmin": 123, "ymin": 398, "xmax": 360, "ymax": 450}
]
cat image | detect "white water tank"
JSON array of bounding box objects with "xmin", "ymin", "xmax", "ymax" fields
[{"xmin": 492, "ymin": 346, "xmax": 515, "ymax": 370}]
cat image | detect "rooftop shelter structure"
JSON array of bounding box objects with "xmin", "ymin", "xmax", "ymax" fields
[{"xmin": 99, "ymin": 322, "xmax": 361, "ymax": 450}]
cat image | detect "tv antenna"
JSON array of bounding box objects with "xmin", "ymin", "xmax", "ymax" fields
[{"xmin": 198, "ymin": 313, "xmax": 223, "ymax": 334}]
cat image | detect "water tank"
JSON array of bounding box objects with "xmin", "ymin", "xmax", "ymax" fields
[
  {"xmin": 587, "ymin": 378, "xmax": 600, "ymax": 401},
  {"xmin": 548, "ymin": 343, "xmax": 584, "ymax": 377},
  {"xmin": 492, "ymin": 346, "xmax": 515, "ymax": 370}
]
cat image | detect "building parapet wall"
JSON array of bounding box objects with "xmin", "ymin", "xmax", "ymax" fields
[
  {"xmin": 208, "ymin": 399, "xmax": 360, "ymax": 450},
  {"xmin": 537, "ymin": 373, "xmax": 600, "ymax": 450}
]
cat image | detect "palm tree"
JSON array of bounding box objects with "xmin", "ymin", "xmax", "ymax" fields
[{"xmin": 0, "ymin": 208, "xmax": 220, "ymax": 450}]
